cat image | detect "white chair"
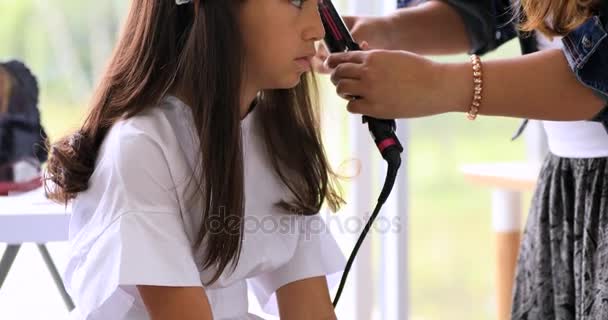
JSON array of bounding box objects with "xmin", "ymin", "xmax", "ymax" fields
[{"xmin": 0, "ymin": 187, "xmax": 74, "ymax": 310}]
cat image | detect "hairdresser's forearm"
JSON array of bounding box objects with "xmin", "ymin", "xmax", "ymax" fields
[
  {"xmin": 440, "ymin": 49, "xmax": 605, "ymax": 120},
  {"xmin": 384, "ymin": 1, "xmax": 470, "ymax": 55}
]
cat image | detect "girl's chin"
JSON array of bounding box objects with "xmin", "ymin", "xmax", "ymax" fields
[
  {"xmin": 264, "ymin": 73, "xmax": 307, "ymax": 90},
  {"xmin": 287, "ymin": 73, "xmax": 307, "ymax": 87},
  {"xmin": 275, "ymin": 78, "xmax": 302, "ymax": 90}
]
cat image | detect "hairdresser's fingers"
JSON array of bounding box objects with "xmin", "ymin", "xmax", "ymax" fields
[
  {"xmin": 330, "ymin": 63, "xmax": 363, "ymax": 86},
  {"xmin": 346, "ymin": 99, "xmax": 366, "ymax": 114},
  {"xmin": 324, "ymin": 42, "xmax": 370, "ymax": 76},
  {"xmin": 346, "ymin": 99, "xmax": 377, "ymax": 117},
  {"xmin": 335, "ymin": 79, "xmax": 366, "ymax": 100},
  {"xmin": 326, "ymin": 51, "xmax": 366, "ymax": 69}
]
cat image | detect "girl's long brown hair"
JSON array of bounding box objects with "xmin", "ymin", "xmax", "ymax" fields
[
  {"xmin": 45, "ymin": 0, "xmax": 344, "ymax": 284},
  {"xmin": 519, "ymin": 0, "xmax": 601, "ymax": 36}
]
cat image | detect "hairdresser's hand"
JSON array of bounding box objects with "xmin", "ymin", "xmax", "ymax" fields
[
  {"xmin": 312, "ymin": 39, "xmax": 370, "ymax": 74},
  {"xmin": 343, "ymin": 16, "xmax": 394, "ymax": 50},
  {"xmin": 327, "ymin": 49, "xmax": 454, "ymax": 119},
  {"xmin": 312, "ymin": 16, "xmax": 394, "ymax": 74}
]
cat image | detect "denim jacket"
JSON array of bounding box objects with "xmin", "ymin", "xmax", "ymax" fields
[{"xmin": 398, "ymin": 0, "xmax": 608, "ymax": 130}]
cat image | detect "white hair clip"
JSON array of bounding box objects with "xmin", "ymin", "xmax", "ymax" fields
[{"xmin": 176, "ymin": 0, "xmax": 193, "ymax": 5}]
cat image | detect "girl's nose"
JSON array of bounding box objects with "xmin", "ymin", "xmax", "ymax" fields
[{"xmin": 303, "ymin": 4, "xmax": 326, "ymax": 42}]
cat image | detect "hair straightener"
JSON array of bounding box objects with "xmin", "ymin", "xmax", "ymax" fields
[{"xmin": 318, "ymin": 0, "xmax": 405, "ymax": 308}]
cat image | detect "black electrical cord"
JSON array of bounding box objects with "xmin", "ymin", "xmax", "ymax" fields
[
  {"xmin": 332, "ymin": 147, "xmax": 402, "ymax": 307},
  {"xmin": 317, "ymin": 0, "xmax": 406, "ymax": 308}
]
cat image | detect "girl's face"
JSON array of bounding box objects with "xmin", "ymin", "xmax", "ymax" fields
[{"xmin": 239, "ymin": 0, "xmax": 324, "ymax": 89}]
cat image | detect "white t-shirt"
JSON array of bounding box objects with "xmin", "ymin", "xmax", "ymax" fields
[
  {"xmin": 535, "ymin": 31, "xmax": 608, "ymax": 158},
  {"xmin": 63, "ymin": 96, "xmax": 345, "ymax": 320}
]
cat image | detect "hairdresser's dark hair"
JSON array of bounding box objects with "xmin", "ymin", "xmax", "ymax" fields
[{"xmin": 45, "ymin": 0, "xmax": 344, "ymax": 284}]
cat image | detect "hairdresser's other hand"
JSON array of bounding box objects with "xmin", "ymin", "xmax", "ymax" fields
[
  {"xmin": 327, "ymin": 49, "xmax": 453, "ymax": 119},
  {"xmin": 343, "ymin": 16, "xmax": 394, "ymax": 50}
]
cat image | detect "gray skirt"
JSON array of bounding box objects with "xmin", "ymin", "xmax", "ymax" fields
[{"xmin": 512, "ymin": 153, "xmax": 608, "ymax": 319}]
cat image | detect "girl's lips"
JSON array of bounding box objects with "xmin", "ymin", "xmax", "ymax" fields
[{"xmin": 295, "ymin": 57, "xmax": 312, "ymax": 71}]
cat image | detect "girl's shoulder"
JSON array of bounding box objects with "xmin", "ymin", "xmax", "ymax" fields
[
  {"xmin": 110, "ymin": 96, "xmax": 190, "ymax": 143},
  {"xmin": 92, "ymin": 96, "xmax": 195, "ymax": 193},
  {"xmin": 105, "ymin": 96, "xmax": 193, "ymax": 154}
]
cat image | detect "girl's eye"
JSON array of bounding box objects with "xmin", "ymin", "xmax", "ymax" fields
[{"xmin": 290, "ymin": 0, "xmax": 307, "ymax": 9}]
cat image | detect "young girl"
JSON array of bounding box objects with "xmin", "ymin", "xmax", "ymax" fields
[
  {"xmin": 45, "ymin": 1, "xmax": 345, "ymax": 319},
  {"xmin": 322, "ymin": 0, "xmax": 608, "ymax": 319}
]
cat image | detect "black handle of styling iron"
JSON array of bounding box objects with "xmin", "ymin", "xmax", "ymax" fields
[{"xmin": 318, "ymin": 0, "xmax": 404, "ymax": 308}]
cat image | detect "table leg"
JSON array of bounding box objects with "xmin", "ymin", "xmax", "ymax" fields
[
  {"xmin": 0, "ymin": 244, "xmax": 21, "ymax": 289},
  {"xmin": 37, "ymin": 244, "xmax": 75, "ymax": 311},
  {"xmin": 491, "ymin": 190, "xmax": 522, "ymax": 320}
]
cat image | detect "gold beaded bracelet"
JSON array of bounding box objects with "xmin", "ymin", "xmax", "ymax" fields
[{"xmin": 467, "ymin": 54, "xmax": 483, "ymax": 120}]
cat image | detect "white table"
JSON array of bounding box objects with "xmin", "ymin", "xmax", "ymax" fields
[
  {"xmin": 0, "ymin": 188, "xmax": 74, "ymax": 310},
  {"xmin": 461, "ymin": 162, "xmax": 541, "ymax": 320}
]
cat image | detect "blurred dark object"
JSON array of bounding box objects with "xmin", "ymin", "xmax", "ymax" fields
[{"xmin": 0, "ymin": 60, "xmax": 48, "ymax": 195}]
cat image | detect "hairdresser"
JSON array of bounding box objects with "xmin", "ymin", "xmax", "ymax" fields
[{"xmin": 316, "ymin": 0, "xmax": 608, "ymax": 319}]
